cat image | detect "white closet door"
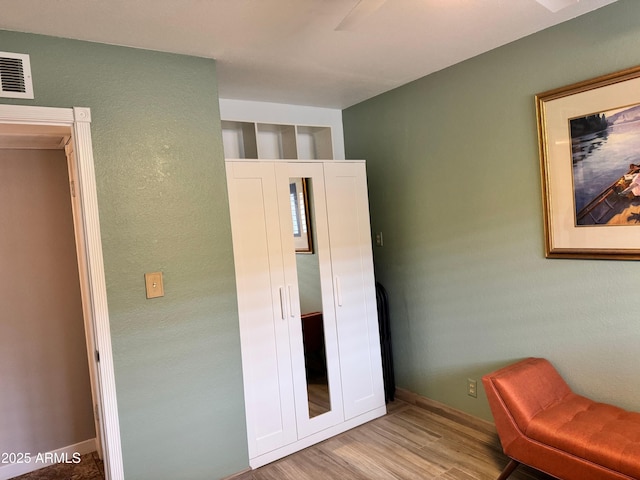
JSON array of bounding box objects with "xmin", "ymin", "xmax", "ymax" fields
[
  {"xmin": 323, "ymin": 162, "xmax": 385, "ymax": 419},
  {"xmin": 275, "ymin": 162, "xmax": 345, "ymax": 438},
  {"xmin": 225, "ymin": 161, "xmax": 296, "ymax": 458}
]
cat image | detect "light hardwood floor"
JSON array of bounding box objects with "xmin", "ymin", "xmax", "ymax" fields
[{"xmin": 232, "ymin": 398, "xmax": 554, "ymax": 480}]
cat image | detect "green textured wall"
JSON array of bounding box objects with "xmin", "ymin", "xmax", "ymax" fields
[
  {"xmin": 343, "ymin": 0, "xmax": 640, "ymax": 421},
  {"xmin": 0, "ymin": 31, "xmax": 248, "ymax": 478}
]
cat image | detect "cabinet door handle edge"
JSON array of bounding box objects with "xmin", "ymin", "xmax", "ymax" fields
[
  {"xmin": 287, "ymin": 284, "xmax": 295, "ymax": 317},
  {"xmin": 335, "ymin": 276, "xmax": 343, "ymax": 307},
  {"xmin": 279, "ymin": 287, "xmax": 286, "ymax": 319}
]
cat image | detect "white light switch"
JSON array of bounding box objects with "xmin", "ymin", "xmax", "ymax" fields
[{"xmin": 145, "ymin": 272, "xmax": 164, "ymax": 299}]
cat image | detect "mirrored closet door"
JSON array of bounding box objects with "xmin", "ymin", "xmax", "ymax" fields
[{"xmin": 274, "ymin": 162, "xmax": 344, "ymax": 439}]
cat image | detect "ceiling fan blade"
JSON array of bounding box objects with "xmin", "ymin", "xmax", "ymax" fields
[
  {"xmin": 535, "ymin": 0, "xmax": 580, "ymax": 13},
  {"xmin": 335, "ymin": 0, "xmax": 387, "ymax": 31}
]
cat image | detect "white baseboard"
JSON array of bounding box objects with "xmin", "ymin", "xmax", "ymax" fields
[{"xmin": 0, "ymin": 438, "xmax": 96, "ymax": 480}]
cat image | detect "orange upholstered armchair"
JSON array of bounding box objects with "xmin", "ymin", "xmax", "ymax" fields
[{"xmin": 482, "ymin": 358, "xmax": 640, "ymax": 480}]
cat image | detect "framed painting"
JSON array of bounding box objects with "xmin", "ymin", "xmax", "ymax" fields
[
  {"xmin": 289, "ymin": 177, "xmax": 313, "ymax": 253},
  {"xmin": 537, "ymin": 65, "xmax": 640, "ymax": 259}
]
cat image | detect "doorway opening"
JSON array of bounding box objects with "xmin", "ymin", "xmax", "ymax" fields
[{"xmin": 0, "ymin": 105, "xmax": 123, "ymax": 480}]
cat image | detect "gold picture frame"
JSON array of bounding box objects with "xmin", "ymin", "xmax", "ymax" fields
[{"xmin": 537, "ymin": 65, "xmax": 640, "ymax": 260}]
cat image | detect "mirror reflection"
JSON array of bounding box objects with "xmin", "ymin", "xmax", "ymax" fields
[
  {"xmin": 289, "ymin": 178, "xmax": 313, "ymax": 253},
  {"xmin": 292, "ymin": 178, "xmax": 331, "ymax": 418}
]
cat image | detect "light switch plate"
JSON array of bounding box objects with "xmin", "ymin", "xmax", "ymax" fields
[{"xmin": 145, "ymin": 272, "xmax": 164, "ymax": 299}]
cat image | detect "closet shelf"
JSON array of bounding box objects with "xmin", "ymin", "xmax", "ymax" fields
[{"xmin": 221, "ymin": 120, "xmax": 333, "ymax": 160}]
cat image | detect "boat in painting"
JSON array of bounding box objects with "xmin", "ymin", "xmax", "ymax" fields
[{"xmin": 576, "ymin": 164, "xmax": 640, "ymax": 225}]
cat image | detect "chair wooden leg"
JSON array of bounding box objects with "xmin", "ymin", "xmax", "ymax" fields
[{"xmin": 497, "ymin": 459, "xmax": 520, "ymax": 480}]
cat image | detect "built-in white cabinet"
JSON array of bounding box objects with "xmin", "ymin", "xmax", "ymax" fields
[
  {"xmin": 222, "ymin": 121, "xmax": 333, "ymax": 160},
  {"xmin": 226, "ymin": 159, "xmax": 385, "ymax": 468}
]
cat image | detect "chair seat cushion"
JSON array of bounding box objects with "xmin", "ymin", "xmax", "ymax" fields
[{"xmin": 526, "ymin": 393, "xmax": 640, "ymax": 479}]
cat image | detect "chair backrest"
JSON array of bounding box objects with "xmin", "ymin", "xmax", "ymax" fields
[{"xmin": 483, "ymin": 358, "xmax": 572, "ymax": 432}]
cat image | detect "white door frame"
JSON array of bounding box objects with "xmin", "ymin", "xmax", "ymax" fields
[{"xmin": 0, "ymin": 104, "xmax": 124, "ymax": 480}]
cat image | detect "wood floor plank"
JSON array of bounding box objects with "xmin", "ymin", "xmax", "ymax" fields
[
  {"xmin": 366, "ymin": 411, "xmax": 442, "ymax": 448},
  {"xmin": 250, "ymin": 447, "xmax": 371, "ymax": 480},
  {"xmin": 400, "ymin": 406, "xmax": 500, "ymax": 448},
  {"xmin": 437, "ymin": 467, "xmax": 483, "ymax": 480},
  {"xmin": 417, "ymin": 434, "xmax": 507, "ymax": 480},
  {"xmin": 322, "ymin": 422, "xmax": 448, "ymax": 479},
  {"xmin": 232, "ymin": 399, "xmax": 552, "ymax": 480}
]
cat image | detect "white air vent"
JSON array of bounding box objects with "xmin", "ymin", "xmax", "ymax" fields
[{"xmin": 0, "ymin": 52, "xmax": 33, "ymax": 99}]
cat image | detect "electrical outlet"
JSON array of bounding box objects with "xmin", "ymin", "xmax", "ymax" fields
[
  {"xmin": 375, "ymin": 231, "xmax": 384, "ymax": 247},
  {"xmin": 467, "ymin": 378, "xmax": 477, "ymax": 398}
]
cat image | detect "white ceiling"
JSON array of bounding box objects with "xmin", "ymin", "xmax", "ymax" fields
[{"xmin": 0, "ymin": 0, "xmax": 619, "ymax": 109}]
